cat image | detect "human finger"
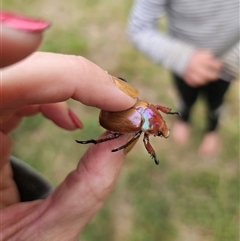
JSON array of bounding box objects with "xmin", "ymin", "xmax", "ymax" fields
[
  {"xmin": 203, "ymin": 57, "xmax": 222, "ymax": 81},
  {"xmin": 187, "ymin": 72, "xmax": 217, "ymax": 87},
  {"xmin": 184, "ymin": 74, "xmax": 206, "ymax": 87},
  {"xmin": 184, "ymin": 66, "xmax": 208, "ymax": 87},
  {"xmin": 184, "ymin": 62, "xmax": 220, "ymax": 87},
  {"xmin": 0, "ymin": 132, "xmax": 20, "ymax": 207},
  {"xmin": 202, "ymin": 53, "xmax": 222, "ymax": 70},
  {"xmin": 2, "ymin": 52, "xmax": 139, "ymax": 112},
  {"xmin": 0, "ymin": 11, "xmax": 50, "ymax": 67},
  {"xmin": 1, "ymin": 133, "xmax": 131, "ymax": 240},
  {"xmin": 205, "ymin": 59, "xmax": 222, "ymax": 72},
  {"xmin": 196, "ymin": 62, "xmax": 220, "ymax": 82},
  {"xmin": 196, "ymin": 51, "xmax": 222, "ymax": 79},
  {"xmin": 1, "ymin": 102, "xmax": 83, "ymax": 133}
]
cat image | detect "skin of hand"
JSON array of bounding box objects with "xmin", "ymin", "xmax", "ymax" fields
[
  {"xmin": 1, "ymin": 12, "xmax": 139, "ymax": 240},
  {"xmin": 183, "ymin": 50, "xmax": 222, "ymax": 87}
]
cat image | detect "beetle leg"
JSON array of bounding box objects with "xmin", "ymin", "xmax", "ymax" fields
[
  {"xmin": 76, "ymin": 132, "xmax": 123, "ymax": 145},
  {"xmin": 155, "ymin": 105, "xmax": 180, "ymax": 116},
  {"xmin": 112, "ymin": 131, "xmax": 142, "ymax": 152},
  {"xmin": 143, "ymin": 133, "xmax": 159, "ymax": 165}
]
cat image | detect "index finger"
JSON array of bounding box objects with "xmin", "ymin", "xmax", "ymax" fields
[
  {"xmin": 204, "ymin": 55, "xmax": 222, "ymax": 71},
  {"xmin": 2, "ymin": 52, "xmax": 139, "ymax": 112}
]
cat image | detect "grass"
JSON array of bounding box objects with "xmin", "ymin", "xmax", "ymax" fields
[{"xmin": 3, "ymin": 1, "xmax": 239, "ymax": 241}]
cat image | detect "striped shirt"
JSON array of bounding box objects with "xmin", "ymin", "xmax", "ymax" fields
[{"xmin": 127, "ymin": 0, "xmax": 239, "ymax": 81}]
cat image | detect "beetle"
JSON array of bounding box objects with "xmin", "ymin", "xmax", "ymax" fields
[{"xmin": 76, "ymin": 99, "xmax": 180, "ymax": 165}]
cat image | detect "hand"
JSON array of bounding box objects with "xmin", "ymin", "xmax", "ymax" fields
[
  {"xmin": 1, "ymin": 11, "xmax": 139, "ymax": 240},
  {"xmin": 183, "ymin": 50, "xmax": 222, "ymax": 87}
]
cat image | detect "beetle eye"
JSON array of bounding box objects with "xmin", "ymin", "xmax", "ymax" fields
[{"xmin": 157, "ymin": 131, "xmax": 163, "ymax": 137}]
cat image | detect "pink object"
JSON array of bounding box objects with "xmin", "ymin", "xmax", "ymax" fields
[
  {"xmin": 0, "ymin": 11, "xmax": 50, "ymax": 32},
  {"xmin": 68, "ymin": 109, "xmax": 83, "ymax": 129}
]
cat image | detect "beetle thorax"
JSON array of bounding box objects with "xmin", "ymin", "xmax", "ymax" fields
[{"xmin": 141, "ymin": 105, "xmax": 169, "ymax": 138}]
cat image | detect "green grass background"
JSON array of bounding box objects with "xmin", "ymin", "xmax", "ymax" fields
[{"xmin": 3, "ymin": 1, "xmax": 239, "ymax": 241}]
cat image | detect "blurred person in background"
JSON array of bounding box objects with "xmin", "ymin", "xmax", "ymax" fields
[
  {"xmin": 1, "ymin": 11, "xmax": 139, "ymax": 240},
  {"xmin": 127, "ymin": 0, "xmax": 239, "ymax": 155}
]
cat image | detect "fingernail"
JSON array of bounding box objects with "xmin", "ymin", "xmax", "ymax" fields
[
  {"xmin": 0, "ymin": 11, "xmax": 50, "ymax": 32},
  {"xmin": 68, "ymin": 109, "xmax": 83, "ymax": 129},
  {"xmin": 112, "ymin": 76, "xmax": 139, "ymax": 99}
]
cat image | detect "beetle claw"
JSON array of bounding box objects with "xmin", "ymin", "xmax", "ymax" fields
[
  {"xmin": 169, "ymin": 111, "xmax": 181, "ymax": 116},
  {"xmin": 149, "ymin": 153, "xmax": 159, "ymax": 165}
]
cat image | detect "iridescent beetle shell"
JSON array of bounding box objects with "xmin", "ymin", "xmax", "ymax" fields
[{"xmin": 76, "ymin": 99, "xmax": 179, "ymax": 165}]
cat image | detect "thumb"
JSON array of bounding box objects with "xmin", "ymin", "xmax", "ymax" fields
[
  {"xmin": 0, "ymin": 11, "xmax": 50, "ymax": 67},
  {"xmin": 1, "ymin": 134, "xmax": 130, "ymax": 240},
  {"xmin": 46, "ymin": 133, "xmax": 129, "ymax": 226}
]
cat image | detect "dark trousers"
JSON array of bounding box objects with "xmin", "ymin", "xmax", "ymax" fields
[{"xmin": 173, "ymin": 74, "xmax": 231, "ymax": 132}]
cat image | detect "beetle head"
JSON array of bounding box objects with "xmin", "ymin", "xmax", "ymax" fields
[
  {"xmin": 158, "ymin": 121, "xmax": 170, "ymax": 138},
  {"xmin": 150, "ymin": 121, "xmax": 170, "ymax": 138}
]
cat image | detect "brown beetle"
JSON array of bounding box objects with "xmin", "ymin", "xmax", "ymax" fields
[{"xmin": 76, "ymin": 99, "xmax": 179, "ymax": 164}]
